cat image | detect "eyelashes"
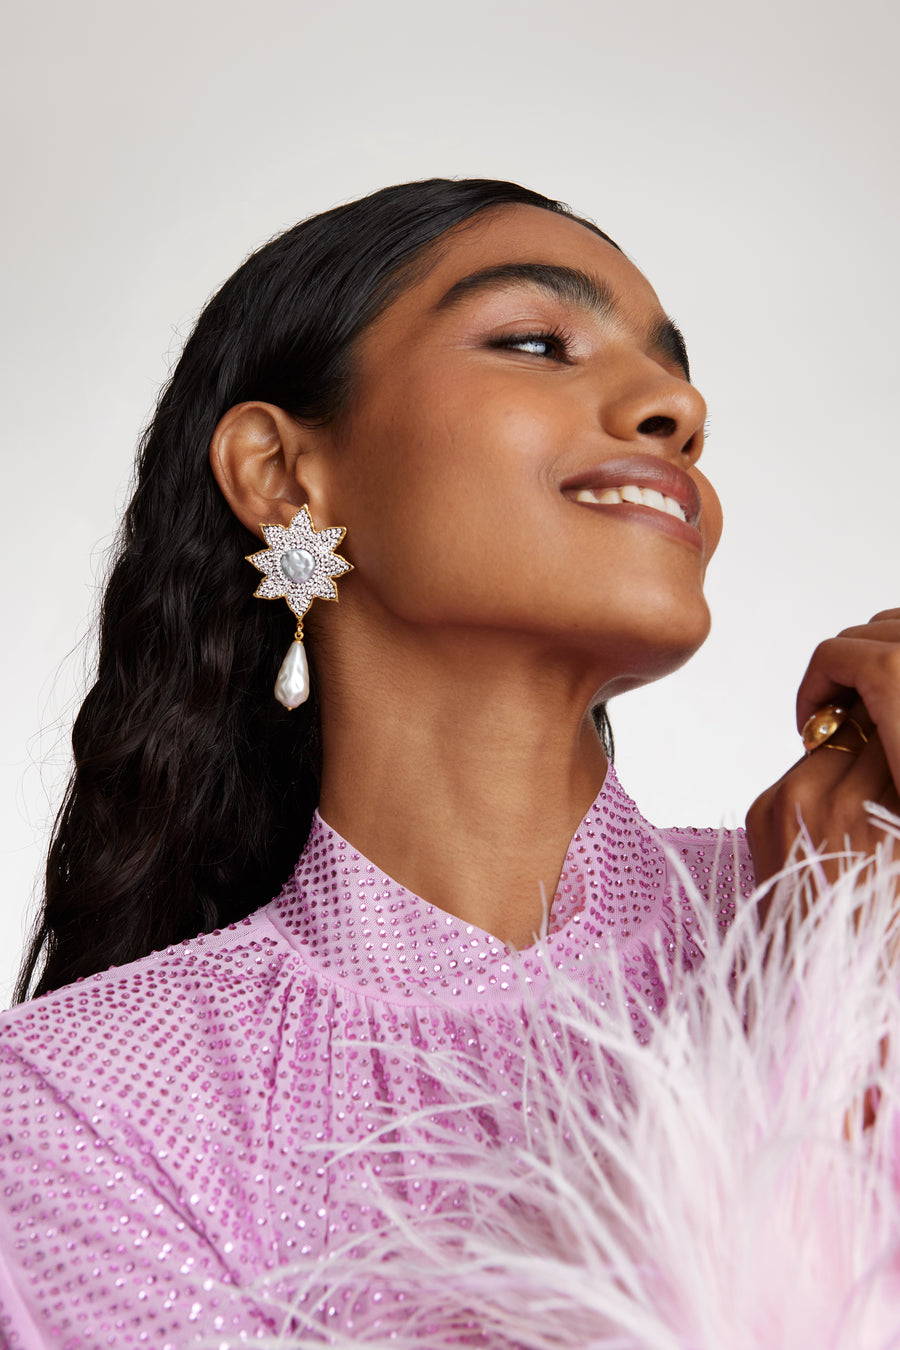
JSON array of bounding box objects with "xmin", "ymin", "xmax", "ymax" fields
[
  {"xmin": 485, "ymin": 328, "xmax": 698, "ymax": 394},
  {"xmin": 487, "ymin": 325, "xmax": 575, "ymax": 362}
]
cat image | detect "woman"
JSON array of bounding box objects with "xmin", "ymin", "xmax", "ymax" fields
[{"xmin": 1, "ymin": 178, "xmax": 898, "ymax": 1347}]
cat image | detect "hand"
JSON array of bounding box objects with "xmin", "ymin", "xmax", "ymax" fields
[{"xmin": 746, "ymin": 609, "xmax": 900, "ymax": 892}]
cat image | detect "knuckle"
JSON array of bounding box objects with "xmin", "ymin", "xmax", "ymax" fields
[
  {"xmin": 769, "ymin": 774, "xmax": 809, "ymax": 819},
  {"xmin": 767, "ymin": 765, "xmax": 857, "ymax": 837},
  {"xmin": 864, "ymin": 645, "xmax": 900, "ymax": 700},
  {"xmin": 745, "ymin": 795, "xmax": 770, "ymax": 833}
]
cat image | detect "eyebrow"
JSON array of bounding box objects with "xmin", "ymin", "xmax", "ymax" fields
[{"xmin": 434, "ymin": 262, "xmax": 691, "ymax": 380}]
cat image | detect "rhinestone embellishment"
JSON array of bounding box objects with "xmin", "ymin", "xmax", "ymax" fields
[
  {"xmin": 246, "ymin": 505, "xmax": 352, "ymax": 623},
  {"xmin": 0, "ymin": 767, "xmax": 756, "ymax": 1342}
]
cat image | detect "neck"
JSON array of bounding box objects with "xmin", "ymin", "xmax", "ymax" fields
[{"xmin": 315, "ymin": 625, "xmax": 609, "ymax": 948}]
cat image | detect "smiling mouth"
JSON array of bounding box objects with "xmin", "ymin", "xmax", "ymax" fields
[
  {"xmin": 573, "ymin": 484, "xmax": 687, "ymax": 523},
  {"xmin": 560, "ymin": 457, "xmax": 703, "ymax": 531}
]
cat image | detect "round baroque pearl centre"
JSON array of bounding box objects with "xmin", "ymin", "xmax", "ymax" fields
[{"xmin": 280, "ymin": 548, "xmax": 315, "ymax": 584}]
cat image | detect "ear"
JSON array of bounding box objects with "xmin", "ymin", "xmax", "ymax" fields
[{"xmin": 209, "ymin": 402, "xmax": 332, "ymax": 538}]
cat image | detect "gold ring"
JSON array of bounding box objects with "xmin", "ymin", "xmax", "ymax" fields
[
  {"xmin": 802, "ymin": 705, "xmax": 869, "ymax": 756},
  {"xmin": 845, "ymin": 717, "xmax": 869, "ymax": 745},
  {"xmin": 802, "ymin": 703, "xmax": 849, "ymax": 754},
  {"xmin": 822, "ymin": 717, "xmax": 868, "ymax": 755}
]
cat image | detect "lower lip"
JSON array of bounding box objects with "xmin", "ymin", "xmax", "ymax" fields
[{"xmin": 567, "ymin": 498, "xmax": 704, "ymax": 549}]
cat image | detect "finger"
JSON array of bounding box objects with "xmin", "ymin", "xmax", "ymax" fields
[
  {"xmin": 799, "ymin": 702, "xmax": 873, "ymax": 767},
  {"xmin": 833, "ymin": 620, "xmax": 900, "ymax": 643},
  {"xmin": 811, "ymin": 737, "xmax": 899, "ymax": 852},
  {"xmin": 802, "ymin": 722, "xmax": 884, "ymax": 785},
  {"xmin": 797, "ymin": 642, "xmax": 900, "ymax": 804},
  {"xmin": 823, "ymin": 703, "xmax": 876, "ymax": 751},
  {"xmin": 817, "ymin": 710, "xmax": 900, "ymax": 811},
  {"xmin": 815, "ymin": 733, "xmax": 892, "ymax": 803},
  {"xmin": 839, "ymin": 694, "xmax": 874, "ymax": 733},
  {"xmin": 796, "ymin": 636, "xmax": 900, "ymax": 725},
  {"xmin": 780, "ymin": 736, "xmax": 894, "ymax": 864},
  {"xmin": 869, "ymin": 608, "xmax": 900, "ymax": 623},
  {"xmin": 842, "ymin": 725, "xmax": 900, "ymax": 815},
  {"xmin": 789, "ymin": 697, "xmax": 896, "ymax": 817}
]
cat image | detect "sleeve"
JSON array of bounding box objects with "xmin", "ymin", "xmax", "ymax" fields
[
  {"xmin": 0, "ymin": 1048, "xmax": 273, "ymax": 1348},
  {"xmin": 0, "ymin": 1238, "xmax": 49, "ymax": 1350}
]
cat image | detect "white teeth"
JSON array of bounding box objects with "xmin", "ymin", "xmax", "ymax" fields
[
  {"xmin": 573, "ymin": 483, "xmax": 688, "ymax": 523},
  {"xmin": 641, "ymin": 488, "xmax": 667, "ymax": 513}
]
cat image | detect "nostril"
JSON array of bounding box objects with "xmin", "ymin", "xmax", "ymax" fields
[{"xmin": 637, "ymin": 414, "xmax": 677, "ymax": 437}]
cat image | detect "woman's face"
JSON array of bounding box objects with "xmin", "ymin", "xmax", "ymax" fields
[{"xmin": 322, "ymin": 204, "xmax": 722, "ymax": 698}]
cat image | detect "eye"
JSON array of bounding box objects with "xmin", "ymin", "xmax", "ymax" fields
[{"xmin": 489, "ymin": 328, "xmax": 572, "ymax": 361}]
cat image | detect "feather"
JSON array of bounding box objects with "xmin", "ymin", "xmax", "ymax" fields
[{"xmin": 234, "ymin": 818, "xmax": 900, "ymax": 1349}]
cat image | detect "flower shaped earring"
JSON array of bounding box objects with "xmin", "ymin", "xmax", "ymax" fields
[{"xmin": 246, "ymin": 506, "xmax": 353, "ymax": 708}]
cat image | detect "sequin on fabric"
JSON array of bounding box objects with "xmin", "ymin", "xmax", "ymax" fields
[{"xmin": 0, "ymin": 767, "xmax": 754, "ymax": 1346}]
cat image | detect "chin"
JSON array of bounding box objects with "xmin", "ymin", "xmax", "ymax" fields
[{"xmin": 590, "ymin": 610, "xmax": 712, "ymax": 701}]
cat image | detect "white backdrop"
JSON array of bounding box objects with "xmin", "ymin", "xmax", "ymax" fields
[{"xmin": 2, "ymin": 0, "xmax": 897, "ymax": 1005}]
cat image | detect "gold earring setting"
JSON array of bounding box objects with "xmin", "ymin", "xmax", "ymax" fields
[{"xmin": 246, "ymin": 506, "xmax": 352, "ymax": 709}]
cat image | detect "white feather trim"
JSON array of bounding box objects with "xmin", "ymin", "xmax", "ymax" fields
[{"xmin": 238, "ymin": 819, "xmax": 900, "ymax": 1349}]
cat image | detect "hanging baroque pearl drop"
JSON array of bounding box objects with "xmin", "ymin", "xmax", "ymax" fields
[
  {"xmin": 275, "ymin": 639, "xmax": 310, "ymax": 709},
  {"xmin": 275, "ymin": 549, "xmax": 314, "ymax": 706}
]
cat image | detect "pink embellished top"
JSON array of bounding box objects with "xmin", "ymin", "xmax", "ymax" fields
[{"xmin": 0, "ymin": 767, "xmax": 754, "ymax": 1348}]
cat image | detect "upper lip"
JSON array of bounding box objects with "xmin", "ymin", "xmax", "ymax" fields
[{"xmin": 560, "ymin": 456, "xmax": 703, "ymax": 528}]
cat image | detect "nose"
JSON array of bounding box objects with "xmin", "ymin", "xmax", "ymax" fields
[{"xmin": 601, "ymin": 365, "xmax": 707, "ymax": 465}]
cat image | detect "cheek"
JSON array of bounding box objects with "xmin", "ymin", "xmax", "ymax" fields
[
  {"xmin": 332, "ymin": 399, "xmax": 560, "ymax": 619},
  {"xmin": 349, "ymin": 385, "xmax": 552, "ymax": 526},
  {"xmin": 696, "ymin": 470, "xmax": 723, "ymax": 560}
]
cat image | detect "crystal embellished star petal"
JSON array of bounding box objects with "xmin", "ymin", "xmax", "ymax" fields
[{"xmin": 246, "ymin": 506, "xmax": 353, "ymax": 623}]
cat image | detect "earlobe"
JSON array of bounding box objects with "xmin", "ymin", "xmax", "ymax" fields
[{"xmin": 209, "ymin": 402, "xmax": 322, "ymax": 538}]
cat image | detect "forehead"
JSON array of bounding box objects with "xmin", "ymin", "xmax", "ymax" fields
[{"xmin": 388, "ymin": 203, "xmax": 665, "ymax": 325}]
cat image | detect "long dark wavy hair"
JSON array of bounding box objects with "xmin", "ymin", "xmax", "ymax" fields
[{"xmin": 16, "ymin": 178, "xmax": 616, "ymax": 1002}]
